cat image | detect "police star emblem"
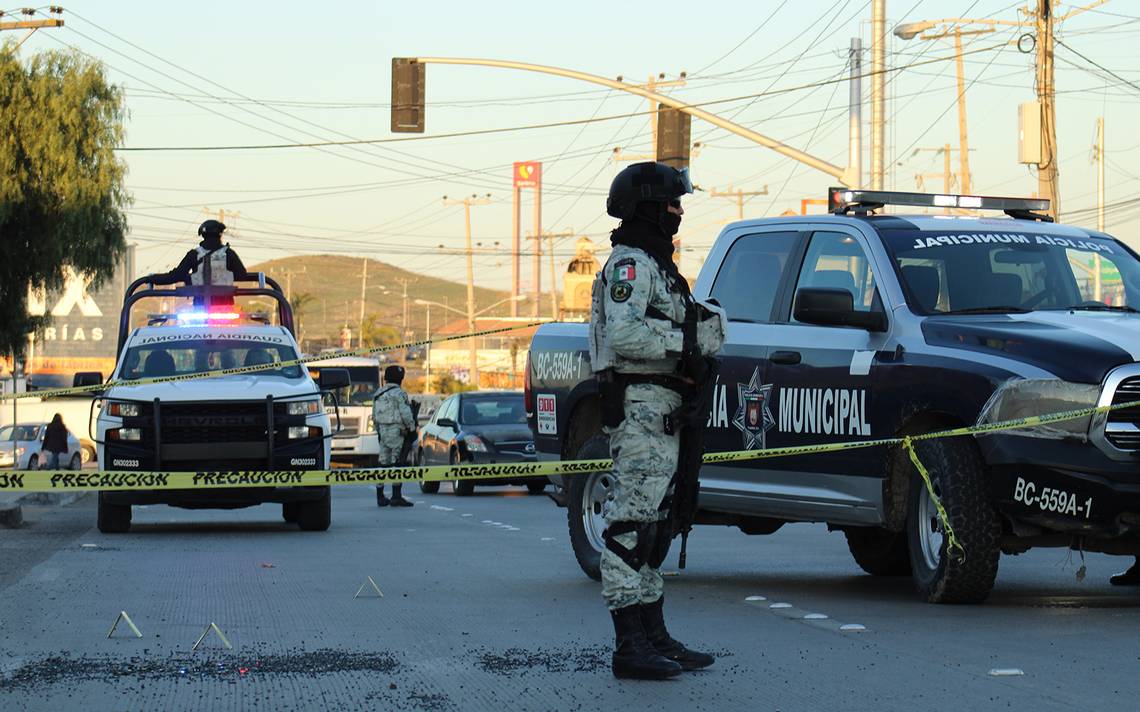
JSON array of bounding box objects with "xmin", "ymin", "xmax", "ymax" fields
[{"xmin": 732, "ymin": 366, "xmax": 774, "ymax": 450}]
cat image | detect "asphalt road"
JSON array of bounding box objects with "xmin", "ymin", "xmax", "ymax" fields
[{"xmin": 1, "ymin": 484, "xmax": 1139, "ymax": 711}]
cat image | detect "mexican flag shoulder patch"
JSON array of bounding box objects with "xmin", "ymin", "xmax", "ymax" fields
[{"xmin": 613, "ymin": 259, "xmax": 636, "ymax": 282}]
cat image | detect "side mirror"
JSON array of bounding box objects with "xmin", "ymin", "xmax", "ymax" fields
[
  {"xmin": 318, "ymin": 368, "xmax": 350, "ymax": 390},
  {"xmin": 72, "ymin": 372, "xmax": 104, "ymax": 393},
  {"xmin": 437, "ymin": 417, "xmax": 457, "ymax": 429},
  {"xmin": 793, "ymin": 288, "xmax": 888, "ymax": 332}
]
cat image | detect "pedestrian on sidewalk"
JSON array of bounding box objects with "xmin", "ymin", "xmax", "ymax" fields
[
  {"xmin": 41, "ymin": 414, "xmax": 69, "ymax": 470},
  {"xmin": 372, "ymin": 365, "xmax": 417, "ymax": 507}
]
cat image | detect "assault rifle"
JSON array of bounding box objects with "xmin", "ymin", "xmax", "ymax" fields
[
  {"xmin": 668, "ymin": 355, "xmax": 719, "ymax": 569},
  {"xmin": 398, "ymin": 400, "xmax": 422, "ymax": 466}
]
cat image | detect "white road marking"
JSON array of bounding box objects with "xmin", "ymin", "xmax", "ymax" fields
[
  {"xmin": 744, "ymin": 595, "xmax": 767, "ymax": 602},
  {"xmin": 769, "ymin": 602, "xmax": 792, "ymax": 609},
  {"xmin": 839, "ymin": 624, "xmax": 867, "ymax": 632},
  {"xmin": 803, "ymin": 613, "xmax": 828, "ymax": 620},
  {"xmin": 988, "ymin": 668, "xmax": 1025, "ymax": 677},
  {"xmin": 540, "ymin": 537, "xmax": 555, "ymax": 541}
]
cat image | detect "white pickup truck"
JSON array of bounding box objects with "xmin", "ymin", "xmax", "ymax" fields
[{"xmin": 93, "ymin": 276, "xmax": 348, "ymax": 533}]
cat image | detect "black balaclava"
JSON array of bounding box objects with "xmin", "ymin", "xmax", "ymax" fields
[
  {"xmin": 199, "ymin": 231, "xmax": 223, "ymax": 250},
  {"xmin": 610, "ymin": 200, "xmax": 690, "ymax": 298}
]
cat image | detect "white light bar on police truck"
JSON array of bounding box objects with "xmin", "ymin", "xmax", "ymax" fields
[{"xmin": 828, "ymin": 187, "xmax": 1051, "ymax": 219}]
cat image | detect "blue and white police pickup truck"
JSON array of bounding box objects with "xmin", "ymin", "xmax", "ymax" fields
[
  {"xmin": 91, "ymin": 276, "xmax": 348, "ymax": 534},
  {"xmin": 526, "ymin": 189, "xmax": 1140, "ymax": 603}
]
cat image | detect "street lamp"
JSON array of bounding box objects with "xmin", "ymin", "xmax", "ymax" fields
[{"xmin": 414, "ymin": 295, "xmax": 525, "ymax": 388}]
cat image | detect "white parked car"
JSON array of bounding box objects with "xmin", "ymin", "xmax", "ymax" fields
[{"xmin": 0, "ymin": 422, "xmax": 82, "ymax": 470}]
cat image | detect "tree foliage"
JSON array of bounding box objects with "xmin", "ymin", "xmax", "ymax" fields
[{"xmin": 0, "ymin": 45, "xmax": 129, "ymax": 357}]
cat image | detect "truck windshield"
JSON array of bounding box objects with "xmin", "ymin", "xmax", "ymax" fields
[
  {"xmin": 0, "ymin": 425, "xmax": 40, "ymax": 441},
  {"xmin": 881, "ymin": 229, "xmax": 1140, "ymax": 314},
  {"xmin": 309, "ymin": 366, "xmax": 379, "ymax": 406},
  {"xmin": 118, "ymin": 339, "xmax": 303, "ymax": 380}
]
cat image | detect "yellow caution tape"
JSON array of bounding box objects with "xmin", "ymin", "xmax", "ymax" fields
[
  {"xmin": 0, "ymin": 395, "xmax": 1134, "ymax": 569},
  {"xmin": 1, "ymin": 321, "xmax": 545, "ymax": 401}
]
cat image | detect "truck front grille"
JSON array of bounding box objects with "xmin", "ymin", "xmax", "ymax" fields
[
  {"xmin": 1106, "ymin": 376, "xmax": 1140, "ymax": 450},
  {"xmin": 158, "ymin": 402, "xmax": 280, "ymax": 445}
]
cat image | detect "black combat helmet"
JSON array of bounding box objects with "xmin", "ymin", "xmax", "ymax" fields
[
  {"xmin": 198, "ymin": 219, "xmax": 227, "ymax": 237},
  {"xmin": 384, "ymin": 365, "xmax": 405, "ymax": 384},
  {"xmin": 606, "ymin": 161, "xmax": 693, "ymax": 219}
]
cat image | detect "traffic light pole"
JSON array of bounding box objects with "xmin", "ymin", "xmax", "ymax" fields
[{"xmin": 404, "ymin": 57, "xmax": 856, "ymax": 187}]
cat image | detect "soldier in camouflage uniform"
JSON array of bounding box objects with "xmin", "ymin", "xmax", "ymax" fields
[
  {"xmin": 589, "ymin": 161, "xmax": 726, "ymax": 680},
  {"xmin": 372, "ymin": 365, "xmax": 417, "ymax": 507}
]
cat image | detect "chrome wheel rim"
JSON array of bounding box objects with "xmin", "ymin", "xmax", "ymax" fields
[
  {"xmin": 917, "ymin": 482, "xmax": 945, "ymax": 571},
  {"xmin": 582, "ymin": 471, "xmax": 614, "ymax": 553}
]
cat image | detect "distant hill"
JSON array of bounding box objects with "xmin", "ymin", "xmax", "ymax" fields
[{"xmin": 249, "ymin": 254, "xmax": 554, "ymax": 349}]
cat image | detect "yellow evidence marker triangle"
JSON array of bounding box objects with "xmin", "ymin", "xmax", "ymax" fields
[
  {"xmin": 354, "ymin": 576, "xmax": 384, "ymax": 599},
  {"xmin": 107, "ymin": 611, "xmax": 143, "ymax": 639},
  {"xmin": 192, "ymin": 622, "xmax": 233, "ymax": 651}
]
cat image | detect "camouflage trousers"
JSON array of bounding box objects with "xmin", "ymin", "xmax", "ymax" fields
[
  {"xmin": 376, "ymin": 425, "xmax": 406, "ymax": 466},
  {"xmin": 601, "ymin": 383, "xmax": 680, "ymax": 610}
]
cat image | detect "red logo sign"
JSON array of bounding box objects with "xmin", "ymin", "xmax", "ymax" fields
[{"xmin": 513, "ymin": 161, "xmax": 542, "ymax": 189}]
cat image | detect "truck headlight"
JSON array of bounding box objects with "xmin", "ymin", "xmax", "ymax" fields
[
  {"xmin": 463, "ymin": 435, "xmax": 488, "ymax": 452},
  {"xmin": 107, "ymin": 401, "xmax": 140, "ymax": 417},
  {"xmin": 365, "ymin": 418, "xmax": 375, "ymax": 433},
  {"xmin": 109, "ymin": 428, "xmax": 142, "ymax": 442},
  {"xmin": 287, "ymin": 400, "xmax": 320, "ymax": 416},
  {"xmin": 288, "ymin": 426, "xmax": 322, "ymax": 439},
  {"xmin": 976, "ymin": 379, "xmax": 1099, "ymax": 441}
]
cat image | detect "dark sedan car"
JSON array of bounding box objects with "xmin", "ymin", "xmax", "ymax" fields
[{"xmin": 415, "ymin": 391, "xmax": 542, "ymax": 496}]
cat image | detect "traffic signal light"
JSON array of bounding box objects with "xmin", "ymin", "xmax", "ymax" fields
[
  {"xmin": 656, "ymin": 105, "xmax": 691, "ymax": 169},
  {"xmin": 391, "ymin": 58, "xmax": 425, "ymax": 133}
]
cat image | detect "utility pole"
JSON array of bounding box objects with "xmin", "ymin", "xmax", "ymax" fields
[
  {"xmin": 424, "ymin": 304, "xmax": 431, "ymax": 389},
  {"xmin": 0, "ymin": 7, "xmax": 64, "ymax": 51},
  {"xmin": 357, "ymin": 258, "xmax": 368, "ymax": 349},
  {"xmin": 394, "ymin": 277, "xmax": 417, "ymax": 340},
  {"xmin": 849, "ymin": 37, "xmax": 863, "ymax": 189},
  {"xmin": 870, "ymin": 0, "xmax": 887, "ymax": 190},
  {"xmin": 1035, "ymin": 0, "xmax": 1059, "ymax": 220},
  {"xmin": 710, "ymin": 186, "xmax": 770, "ymax": 221},
  {"xmin": 443, "ymin": 193, "xmax": 492, "ymax": 387},
  {"xmin": 1094, "ymin": 116, "xmax": 1105, "ymax": 301},
  {"xmin": 912, "ymin": 145, "xmax": 957, "ymax": 193},
  {"xmin": 612, "ymin": 72, "xmax": 688, "ymax": 162},
  {"xmin": 952, "ymin": 29, "xmax": 973, "ymax": 195},
  {"xmin": 528, "ymin": 229, "xmax": 575, "ymax": 321}
]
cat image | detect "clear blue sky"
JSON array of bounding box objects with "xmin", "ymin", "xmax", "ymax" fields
[{"xmin": 13, "ymin": 0, "xmax": 1140, "ymax": 294}]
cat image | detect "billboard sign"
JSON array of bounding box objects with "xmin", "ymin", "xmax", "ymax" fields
[{"xmin": 513, "ymin": 161, "xmax": 542, "ymax": 189}]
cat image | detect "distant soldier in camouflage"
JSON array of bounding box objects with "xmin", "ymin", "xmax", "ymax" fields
[
  {"xmin": 372, "ymin": 365, "xmax": 417, "ymax": 507},
  {"xmin": 589, "ymin": 161, "xmax": 726, "ymax": 680}
]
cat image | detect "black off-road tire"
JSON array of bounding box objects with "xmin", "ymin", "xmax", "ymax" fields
[
  {"xmin": 282, "ymin": 502, "xmax": 300, "ymax": 523},
  {"xmin": 904, "ymin": 437, "xmax": 1001, "ymax": 603},
  {"xmin": 844, "ymin": 527, "xmax": 911, "ymax": 576},
  {"xmin": 97, "ymin": 492, "xmax": 131, "ymax": 534},
  {"xmin": 297, "ymin": 488, "xmax": 332, "ymax": 531},
  {"xmin": 566, "ymin": 434, "xmax": 610, "ymax": 581},
  {"xmin": 69, "ymin": 453, "xmax": 82, "ymax": 471},
  {"xmin": 526, "ymin": 481, "xmax": 546, "ymax": 495}
]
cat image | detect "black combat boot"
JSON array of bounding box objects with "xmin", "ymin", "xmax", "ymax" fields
[
  {"xmin": 639, "ymin": 597, "xmax": 715, "ymax": 670},
  {"xmin": 1110, "ymin": 558, "xmax": 1140, "ymax": 585},
  {"xmin": 376, "ymin": 486, "xmax": 390, "ymax": 507},
  {"xmin": 610, "ymin": 605, "xmax": 683, "ymax": 680},
  {"xmin": 390, "ymin": 483, "xmax": 413, "ymax": 507}
]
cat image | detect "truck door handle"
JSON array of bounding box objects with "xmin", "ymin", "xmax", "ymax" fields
[{"xmin": 770, "ymin": 351, "xmax": 801, "ymax": 365}]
